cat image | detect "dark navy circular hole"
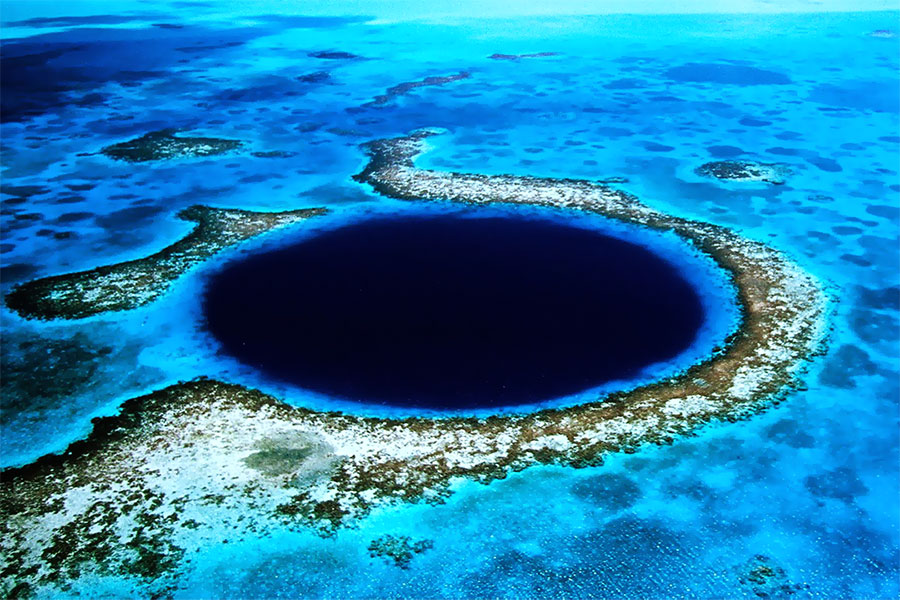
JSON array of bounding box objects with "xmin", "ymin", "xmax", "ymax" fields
[{"xmin": 202, "ymin": 214, "xmax": 705, "ymax": 409}]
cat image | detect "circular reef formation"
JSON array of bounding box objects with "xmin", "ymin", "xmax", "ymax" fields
[
  {"xmin": 203, "ymin": 213, "xmax": 706, "ymax": 409},
  {"xmin": 0, "ymin": 129, "xmax": 829, "ymax": 598}
]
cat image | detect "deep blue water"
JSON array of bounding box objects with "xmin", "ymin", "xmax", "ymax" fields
[
  {"xmin": 0, "ymin": 2, "xmax": 897, "ymax": 599},
  {"xmin": 203, "ymin": 213, "xmax": 705, "ymax": 409}
]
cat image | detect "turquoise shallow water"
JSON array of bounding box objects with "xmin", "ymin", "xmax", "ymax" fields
[{"xmin": 1, "ymin": 2, "xmax": 898, "ymax": 598}]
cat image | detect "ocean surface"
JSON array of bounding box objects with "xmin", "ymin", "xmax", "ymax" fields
[{"xmin": 1, "ymin": 1, "xmax": 898, "ymax": 598}]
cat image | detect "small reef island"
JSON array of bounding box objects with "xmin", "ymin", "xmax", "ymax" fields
[
  {"xmin": 5, "ymin": 205, "xmax": 327, "ymax": 320},
  {"xmin": 695, "ymin": 160, "xmax": 791, "ymax": 185},
  {"xmin": 1, "ymin": 129, "xmax": 828, "ymax": 597},
  {"xmin": 99, "ymin": 129, "xmax": 244, "ymax": 163}
]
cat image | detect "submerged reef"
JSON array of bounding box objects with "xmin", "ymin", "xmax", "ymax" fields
[
  {"xmin": 100, "ymin": 129, "xmax": 243, "ymax": 162},
  {"xmin": 696, "ymin": 160, "xmax": 790, "ymax": 185},
  {"xmin": 736, "ymin": 555, "xmax": 808, "ymax": 597},
  {"xmin": 0, "ymin": 330, "xmax": 159, "ymax": 417},
  {"xmin": 5, "ymin": 206, "xmax": 327, "ymax": 320},
  {"xmin": 368, "ymin": 535, "xmax": 434, "ymax": 568},
  {"xmin": 251, "ymin": 150, "xmax": 299, "ymax": 159},
  {"xmin": 489, "ymin": 52, "xmax": 559, "ymax": 60},
  {"xmin": 308, "ymin": 50, "xmax": 361, "ymax": 60},
  {"xmin": 369, "ymin": 72, "xmax": 471, "ymax": 106},
  {"xmin": 296, "ymin": 71, "xmax": 331, "ymax": 83},
  {"xmin": 0, "ymin": 130, "xmax": 827, "ymax": 596},
  {"xmin": 1, "ymin": 332, "xmax": 112, "ymax": 403}
]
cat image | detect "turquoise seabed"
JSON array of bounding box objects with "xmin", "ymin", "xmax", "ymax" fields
[{"xmin": 0, "ymin": 1, "xmax": 897, "ymax": 597}]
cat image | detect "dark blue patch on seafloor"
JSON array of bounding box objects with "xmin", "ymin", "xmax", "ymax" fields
[
  {"xmin": 5, "ymin": 14, "xmax": 152, "ymax": 27},
  {"xmin": 708, "ymin": 145, "xmax": 745, "ymax": 158},
  {"xmin": 808, "ymin": 81, "xmax": 900, "ymax": 113},
  {"xmin": 0, "ymin": 15, "xmax": 365, "ymax": 122},
  {"xmin": 664, "ymin": 62, "xmax": 791, "ymax": 85},
  {"xmin": 202, "ymin": 214, "xmax": 706, "ymax": 409},
  {"xmin": 0, "ymin": 26, "xmax": 245, "ymax": 122}
]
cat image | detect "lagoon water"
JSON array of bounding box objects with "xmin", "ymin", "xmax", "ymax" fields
[{"xmin": 1, "ymin": 1, "xmax": 898, "ymax": 598}]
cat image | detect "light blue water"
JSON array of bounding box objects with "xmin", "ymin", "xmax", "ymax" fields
[{"xmin": 1, "ymin": 2, "xmax": 897, "ymax": 598}]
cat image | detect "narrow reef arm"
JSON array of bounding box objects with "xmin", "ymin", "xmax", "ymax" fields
[{"xmin": 5, "ymin": 205, "xmax": 328, "ymax": 320}]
